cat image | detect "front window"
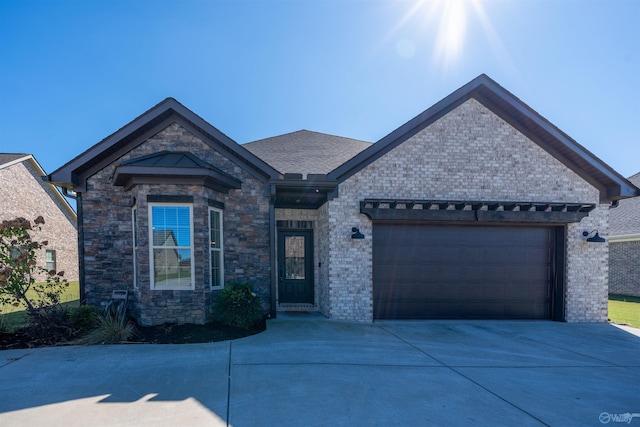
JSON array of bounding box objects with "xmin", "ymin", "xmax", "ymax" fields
[
  {"xmin": 209, "ymin": 207, "xmax": 224, "ymax": 289},
  {"xmin": 149, "ymin": 204, "xmax": 194, "ymax": 289}
]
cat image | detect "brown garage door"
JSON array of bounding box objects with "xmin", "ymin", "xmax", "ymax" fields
[{"xmin": 373, "ymin": 224, "xmax": 553, "ymax": 320}]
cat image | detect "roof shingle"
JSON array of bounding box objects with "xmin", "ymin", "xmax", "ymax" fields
[
  {"xmin": 243, "ymin": 130, "xmax": 371, "ymax": 177},
  {"xmin": 609, "ymin": 172, "xmax": 640, "ymax": 236},
  {"xmin": 0, "ymin": 153, "xmax": 30, "ymax": 167}
]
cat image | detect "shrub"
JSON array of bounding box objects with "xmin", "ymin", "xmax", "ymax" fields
[
  {"xmin": 81, "ymin": 304, "xmax": 135, "ymax": 344},
  {"xmin": 217, "ymin": 281, "xmax": 263, "ymax": 330},
  {"xmin": 68, "ymin": 305, "xmax": 100, "ymax": 333}
]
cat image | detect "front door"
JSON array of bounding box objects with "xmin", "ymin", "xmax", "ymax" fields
[{"xmin": 278, "ymin": 230, "xmax": 313, "ymax": 304}]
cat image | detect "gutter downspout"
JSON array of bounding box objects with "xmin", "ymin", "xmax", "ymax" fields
[{"xmin": 61, "ymin": 187, "xmax": 77, "ymax": 200}]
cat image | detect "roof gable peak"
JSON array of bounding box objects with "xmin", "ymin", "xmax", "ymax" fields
[
  {"xmin": 47, "ymin": 98, "xmax": 280, "ymax": 191},
  {"xmin": 328, "ymin": 74, "xmax": 638, "ymax": 202}
]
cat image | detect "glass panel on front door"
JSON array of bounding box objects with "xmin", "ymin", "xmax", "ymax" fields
[{"xmin": 285, "ymin": 236, "xmax": 305, "ymax": 279}]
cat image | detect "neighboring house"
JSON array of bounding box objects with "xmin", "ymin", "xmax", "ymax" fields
[
  {"xmin": 609, "ymin": 172, "xmax": 640, "ymax": 297},
  {"xmin": 0, "ymin": 154, "xmax": 78, "ymax": 282},
  {"xmin": 46, "ymin": 75, "xmax": 639, "ymax": 326},
  {"xmin": 151, "ymin": 229, "xmax": 183, "ymax": 287}
]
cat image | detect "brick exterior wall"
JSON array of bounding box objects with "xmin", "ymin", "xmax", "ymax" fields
[
  {"xmin": 317, "ymin": 202, "xmax": 331, "ymax": 317},
  {"xmin": 609, "ymin": 240, "xmax": 640, "ymax": 297},
  {"xmin": 323, "ymin": 98, "xmax": 606, "ymax": 322},
  {"xmin": 565, "ymin": 206, "xmax": 609, "ymax": 322},
  {"xmin": 0, "ymin": 159, "xmax": 78, "ymax": 282},
  {"xmin": 82, "ymin": 123, "xmax": 271, "ymax": 326}
]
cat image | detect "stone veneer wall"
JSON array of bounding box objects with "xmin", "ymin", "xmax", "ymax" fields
[
  {"xmin": 609, "ymin": 240, "xmax": 640, "ymax": 297},
  {"xmin": 82, "ymin": 123, "xmax": 271, "ymax": 325},
  {"xmin": 325, "ymin": 98, "xmax": 606, "ymax": 322},
  {"xmin": 0, "ymin": 160, "xmax": 78, "ymax": 282}
]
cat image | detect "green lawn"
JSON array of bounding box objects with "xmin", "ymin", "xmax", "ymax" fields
[
  {"xmin": 609, "ymin": 294, "xmax": 640, "ymax": 329},
  {"xmin": 0, "ymin": 281, "xmax": 80, "ymax": 331}
]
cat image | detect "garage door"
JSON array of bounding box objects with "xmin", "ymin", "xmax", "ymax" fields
[{"xmin": 373, "ymin": 224, "xmax": 554, "ymax": 320}]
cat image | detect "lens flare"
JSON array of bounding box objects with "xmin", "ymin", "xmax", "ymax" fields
[
  {"xmin": 433, "ymin": 0, "xmax": 467, "ymax": 68},
  {"xmin": 383, "ymin": 0, "xmax": 510, "ymax": 73}
]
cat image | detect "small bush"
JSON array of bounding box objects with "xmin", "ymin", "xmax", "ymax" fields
[
  {"xmin": 68, "ymin": 305, "xmax": 100, "ymax": 333},
  {"xmin": 80, "ymin": 303, "xmax": 134, "ymax": 344},
  {"xmin": 217, "ymin": 281, "xmax": 263, "ymax": 330},
  {"xmin": 84, "ymin": 316, "xmax": 135, "ymax": 344},
  {"xmin": 82, "ymin": 317, "xmax": 135, "ymax": 345}
]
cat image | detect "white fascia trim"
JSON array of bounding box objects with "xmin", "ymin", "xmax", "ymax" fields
[{"xmin": 608, "ymin": 234, "xmax": 640, "ymax": 243}]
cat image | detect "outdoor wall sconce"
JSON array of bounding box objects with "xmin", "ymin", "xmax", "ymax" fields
[
  {"xmin": 351, "ymin": 227, "xmax": 364, "ymax": 239},
  {"xmin": 583, "ymin": 230, "xmax": 606, "ymax": 243}
]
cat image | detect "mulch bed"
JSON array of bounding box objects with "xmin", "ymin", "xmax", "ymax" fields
[
  {"xmin": 130, "ymin": 320, "xmax": 266, "ymax": 344},
  {"xmin": 0, "ymin": 320, "xmax": 266, "ymax": 350}
]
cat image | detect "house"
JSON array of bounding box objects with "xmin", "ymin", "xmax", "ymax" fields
[
  {"xmin": 0, "ymin": 153, "xmax": 78, "ymax": 282},
  {"xmin": 46, "ymin": 75, "xmax": 639, "ymax": 326},
  {"xmin": 609, "ymin": 172, "xmax": 640, "ymax": 297}
]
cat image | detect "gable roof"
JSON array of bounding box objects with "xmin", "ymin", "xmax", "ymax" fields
[
  {"xmin": 243, "ymin": 130, "xmax": 372, "ymax": 176},
  {"xmin": 46, "ymin": 98, "xmax": 281, "ymax": 192},
  {"xmin": 609, "ymin": 172, "xmax": 640, "ymax": 236},
  {"xmin": 0, "ymin": 153, "xmax": 77, "ymax": 221},
  {"xmin": 327, "ymin": 74, "xmax": 639, "ymax": 202}
]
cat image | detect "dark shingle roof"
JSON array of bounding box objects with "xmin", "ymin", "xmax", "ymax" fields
[
  {"xmin": 610, "ymin": 172, "xmax": 640, "ymax": 236},
  {"xmin": 243, "ymin": 130, "xmax": 372, "ymax": 176}
]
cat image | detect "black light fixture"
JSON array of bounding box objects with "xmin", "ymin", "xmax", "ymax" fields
[
  {"xmin": 583, "ymin": 230, "xmax": 606, "ymax": 243},
  {"xmin": 351, "ymin": 227, "xmax": 364, "ymax": 239}
]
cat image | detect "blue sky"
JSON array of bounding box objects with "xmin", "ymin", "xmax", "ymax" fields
[{"xmin": 0, "ymin": 0, "xmax": 638, "ymax": 178}]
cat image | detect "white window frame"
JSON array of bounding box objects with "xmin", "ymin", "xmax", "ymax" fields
[
  {"xmin": 209, "ymin": 207, "xmax": 224, "ymax": 290},
  {"xmin": 45, "ymin": 249, "xmax": 56, "ymax": 272},
  {"xmin": 148, "ymin": 203, "xmax": 195, "ymax": 290},
  {"xmin": 132, "ymin": 207, "xmax": 138, "ymax": 288}
]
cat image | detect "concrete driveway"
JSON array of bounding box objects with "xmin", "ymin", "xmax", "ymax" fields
[{"xmin": 0, "ymin": 316, "xmax": 638, "ymax": 426}]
